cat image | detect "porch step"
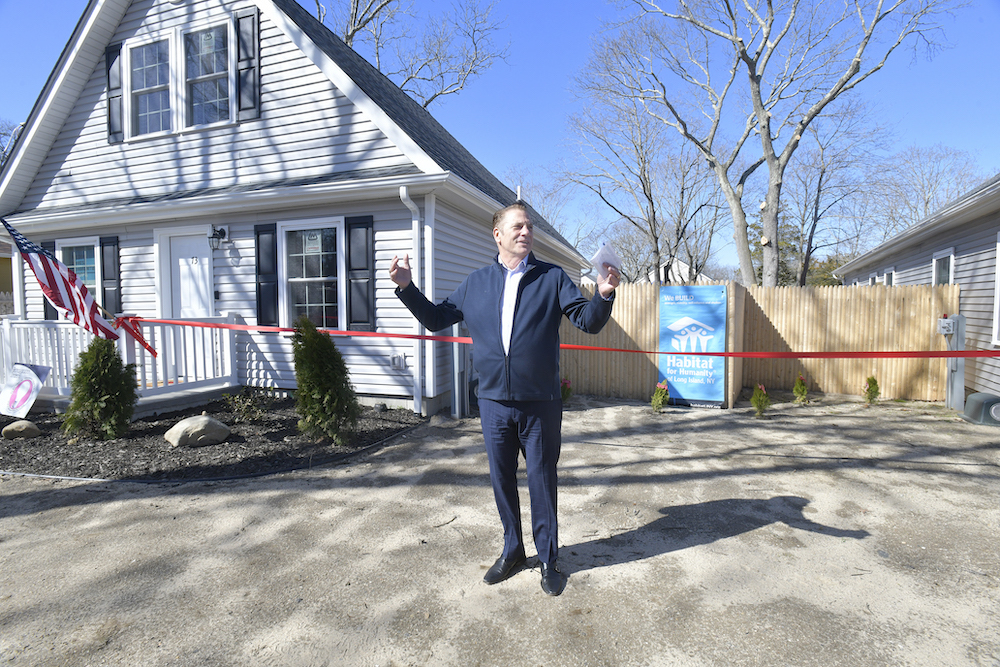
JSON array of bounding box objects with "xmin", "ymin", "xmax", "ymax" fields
[{"xmin": 30, "ymin": 385, "xmax": 238, "ymax": 420}]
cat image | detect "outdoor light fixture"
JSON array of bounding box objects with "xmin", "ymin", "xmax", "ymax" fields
[{"xmin": 208, "ymin": 225, "xmax": 227, "ymax": 250}]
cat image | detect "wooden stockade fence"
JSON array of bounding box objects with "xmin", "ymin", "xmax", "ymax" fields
[
  {"xmin": 560, "ymin": 283, "xmax": 661, "ymax": 402},
  {"xmin": 559, "ymin": 282, "xmax": 960, "ymax": 406}
]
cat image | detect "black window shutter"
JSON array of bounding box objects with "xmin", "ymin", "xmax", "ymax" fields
[
  {"xmin": 255, "ymin": 223, "xmax": 278, "ymax": 326},
  {"xmin": 235, "ymin": 7, "xmax": 260, "ymax": 122},
  {"xmin": 106, "ymin": 44, "xmax": 123, "ymax": 143},
  {"xmin": 41, "ymin": 241, "xmax": 57, "ymax": 320},
  {"xmin": 100, "ymin": 236, "xmax": 121, "ymax": 316},
  {"xmin": 345, "ymin": 216, "xmax": 375, "ymax": 331}
]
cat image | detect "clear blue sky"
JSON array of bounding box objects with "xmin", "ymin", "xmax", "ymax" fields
[{"xmin": 2, "ymin": 0, "xmax": 998, "ymax": 257}]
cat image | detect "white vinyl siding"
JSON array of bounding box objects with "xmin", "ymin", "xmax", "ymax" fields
[
  {"xmin": 211, "ymin": 235, "xmax": 257, "ymax": 317},
  {"xmin": 994, "ymin": 233, "xmax": 1000, "ymax": 347},
  {"xmin": 956, "ymin": 225, "xmax": 1000, "ymax": 394},
  {"xmin": 120, "ymin": 235, "xmax": 158, "ymax": 317},
  {"xmin": 19, "ymin": 261, "xmax": 49, "ymax": 320},
  {"xmin": 840, "ymin": 212, "xmax": 1000, "ymax": 396},
  {"xmin": 19, "ymin": 0, "xmax": 411, "ymax": 213}
]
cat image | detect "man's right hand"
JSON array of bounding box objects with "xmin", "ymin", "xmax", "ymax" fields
[{"xmin": 390, "ymin": 254, "xmax": 412, "ymax": 289}]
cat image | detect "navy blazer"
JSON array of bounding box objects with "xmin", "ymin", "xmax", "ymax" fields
[{"xmin": 396, "ymin": 253, "xmax": 614, "ymax": 402}]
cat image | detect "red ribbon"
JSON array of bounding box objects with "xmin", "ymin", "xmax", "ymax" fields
[{"xmin": 128, "ymin": 318, "xmax": 996, "ymax": 359}]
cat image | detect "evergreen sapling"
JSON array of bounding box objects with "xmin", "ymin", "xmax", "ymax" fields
[
  {"xmin": 62, "ymin": 337, "xmax": 139, "ymax": 440},
  {"xmin": 292, "ymin": 316, "xmax": 361, "ymax": 444}
]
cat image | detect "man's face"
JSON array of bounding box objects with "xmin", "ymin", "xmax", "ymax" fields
[{"xmin": 493, "ymin": 209, "xmax": 534, "ymax": 262}]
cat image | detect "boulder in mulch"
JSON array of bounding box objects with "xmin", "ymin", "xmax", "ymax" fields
[
  {"xmin": 164, "ymin": 414, "xmax": 230, "ymax": 447},
  {"xmin": 2, "ymin": 420, "xmax": 41, "ymax": 439}
]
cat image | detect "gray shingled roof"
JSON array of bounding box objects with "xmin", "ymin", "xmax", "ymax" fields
[{"xmin": 271, "ymin": 0, "xmax": 571, "ymax": 247}]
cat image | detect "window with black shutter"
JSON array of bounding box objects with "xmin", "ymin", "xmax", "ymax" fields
[
  {"xmin": 260, "ymin": 217, "xmax": 376, "ymax": 330},
  {"xmin": 106, "ymin": 8, "xmax": 260, "ymax": 142},
  {"xmin": 255, "ymin": 223, "xmax": 278, "ymax": 326},
  {"xmin": 100, "ymin": 236, "xmax": 121, "ymax": 316},
  {"xmin": 106, "ymin": 44, "xmax": 124, "ymax": 143},
  {"xmin": 235, "ymin": 7, "xmax": 260, "ymax": 122},
  {"xmin": 346, "ymin": 216, "xmax": 375, "ymax": 331}
]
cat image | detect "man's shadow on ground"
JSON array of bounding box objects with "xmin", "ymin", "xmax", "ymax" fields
[{"xmin": 559, "ymin": 496, "xmax": 869, "ymax": 575}]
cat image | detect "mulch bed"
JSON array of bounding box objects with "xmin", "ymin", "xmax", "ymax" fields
[{"xmin": 0, "ymin": 395, "xmax": 426, "ymax": 482}]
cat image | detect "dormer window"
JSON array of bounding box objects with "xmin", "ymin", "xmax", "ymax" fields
[
  {"xmin": 123, "ymin": 23, "xmax": 234, "ymax": 139},
  {"xmin": 106, "ymin": 8, "xmax": 258, "ymax": 144},
  {"xmin": 130, "ymin": 40, "xmax": 171, "ymax": 135},
  {"xmin": 185, "ymin": 25, "xmax": 230, "ymax": 126}
]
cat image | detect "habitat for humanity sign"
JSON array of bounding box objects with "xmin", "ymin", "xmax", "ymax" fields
[{"xmin": 658, "ymin": 285, "xmax": 727, "ymax": 407}]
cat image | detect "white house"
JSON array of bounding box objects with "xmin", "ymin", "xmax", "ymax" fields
[
  {"xmin": 0, "ymin": 0, "xmax": 589, "ymax": 415},
  {"xmin": 836, "ymin": 173, "xmax": 1000, "ymax": 397}
]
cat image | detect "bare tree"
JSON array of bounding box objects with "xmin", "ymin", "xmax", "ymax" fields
[
  {"xmin": 676, "ymin": 188, "xmax": 726, "ymax": 282},
  {"xmin": 782, "ymin": 100, "xmax": 884, "ymax": 285},
  {"xmin": 828, "ymin": 183, "xmax": 879, "ymax": 259},
  {"xmin": 864, "ymin": 143, "xmax": 987, "ymax": 243},
  {"xmin": 700, "ymin": 258, "xmax": 741, "ymax": 282},
  {"xmin": 565, "ymin": 86, "xmax": 724, "ymax": 285},
  {"xmin": 604, "ymin": 221, "xmax": 660, "ymax": 282},
  {"xmin": 592, "ymin": 0, "xmax": 958, "ymax": 286},
  {"xmin": 0, "ymin": 119, "xmax": 23, "ymax": 170},
  {"xmin": 502, "ymin": 163, "xmax": 575, "ymax": 236},
  {"xmin": 314, "ymin": 0, "xmax": 508, "ymax": 108}
]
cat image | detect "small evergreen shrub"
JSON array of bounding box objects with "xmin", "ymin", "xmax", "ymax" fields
[
  {"xmin": 793, "ymin": 374, "xmax": 809, "ymax": 404},
  {"xmin": 651, "ymin": 380, "xmax": 669, "ymax": 412},
  {"xmin": 62, "ymin": 337, "xmax": 139, "ymax": 440},
  {"xmin": 750, "ymin": 384, "xmax": 771, "ymax": 418},
  {"xmin": 222, "ymin": 387, "xmax": 275, "ymax": 423},
  {"xmin": 292, "ymin": 316, "xmax": 361, "ymax": 444},
  {"xmin": 863, "ymin": 376, "xmax": 880, "ymax": 406}
]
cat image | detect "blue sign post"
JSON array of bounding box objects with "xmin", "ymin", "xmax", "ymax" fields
[{"xmin": 658, "ymin": 285, "xmax": 727, "ymax": 408}]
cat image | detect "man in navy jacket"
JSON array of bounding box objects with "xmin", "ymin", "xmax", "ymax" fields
[{"xmin": 389, "ymin": 202, "xmax": 620, "ymax": 596}]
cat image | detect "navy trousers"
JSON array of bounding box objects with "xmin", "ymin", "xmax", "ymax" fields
[{"xmin": 478, "ymin": 398, "xmax": 563, "ymax": 565}]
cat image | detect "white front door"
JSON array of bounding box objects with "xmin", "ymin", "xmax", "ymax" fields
[
  {"xmin": 169, "ymin": 234, "xmax": 212, "ymax": 318},
  {"xmin": 166, "ymin": 234, "xmax": 213, "ymax": 381}
]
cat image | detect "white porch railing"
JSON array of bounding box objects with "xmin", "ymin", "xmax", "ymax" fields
[{"xmin": 0, "ymin": 315, "xmax": 238, "ymax": 398}]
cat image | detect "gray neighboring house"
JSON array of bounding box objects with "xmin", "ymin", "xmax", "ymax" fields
[
  {"xmin": 836, "ymin": 173, "xmax": 1000, "ymax": 396},
  {"xmin": 0, "ymin": 0, "xmax": 588, "ymax": 415}
]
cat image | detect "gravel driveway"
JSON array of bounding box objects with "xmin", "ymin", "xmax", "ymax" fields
[{"xmin": 2, "ymin": 395, "xmax": 998, "ymax": 666}]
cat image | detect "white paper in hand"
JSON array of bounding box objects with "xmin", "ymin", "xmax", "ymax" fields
[{"xmin": 590, "ymin": 243, "xmax": 623, "ymax": 280}]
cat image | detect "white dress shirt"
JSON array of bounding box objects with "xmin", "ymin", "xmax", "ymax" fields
[{"xmin": 499, "ymin": 257, "xmax": 528, "ymax": 355}]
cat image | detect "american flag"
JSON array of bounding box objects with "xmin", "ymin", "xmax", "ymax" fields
[{"xmin": 2, "ymin": 218, "xmax": 119, "ymax": 340}]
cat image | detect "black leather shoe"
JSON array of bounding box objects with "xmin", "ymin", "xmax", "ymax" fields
[
  {"xmin": 483, "ymin": 554, "xmax": 526, "ymax": 584},
  {"xmin": 540, "ymin": 561, "xmax": 567, "ymax": 596}
]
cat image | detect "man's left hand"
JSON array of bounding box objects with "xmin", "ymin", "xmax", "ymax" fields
[{"xmin": 597, "ymin": 264, "xmax": 620, "ymax": 299}]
